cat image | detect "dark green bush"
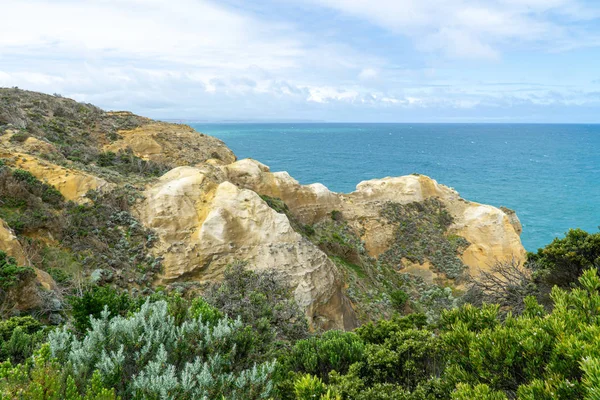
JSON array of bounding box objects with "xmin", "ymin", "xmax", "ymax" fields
[
  {"xmin": 68, "ymin": 286, "xmax": 134, "ymax": 333},
  {"xmin": 529, "ymin": 228, "xmax": 600, "ymax": 288},
  {"xmin": 0, "ymin": 316, "xmax": 46, "ymax": 363},
  {"xmin": 285, "ymin": 330, "xmax": 365, "ymax": 381},
  {"xmin": 389, "ymin": 289, "xmax": 409, "ymax": 311},
  {"xmin": 0, "ymin": 251, "xmax": 34, "ymax": 290}
]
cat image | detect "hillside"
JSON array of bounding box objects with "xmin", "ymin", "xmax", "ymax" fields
[
  {"xmin": 0, "ymin": 88, "xmax": 525, "ymax": 329},
  {"xmin": 5, "ymin": 89, "xmax": 600, "ymax": 400}
]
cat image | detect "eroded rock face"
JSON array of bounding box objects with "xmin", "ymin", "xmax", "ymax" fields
[
  {"xmin": 0, "ymin": 152, "xmax": 110, "ymax": 203},
  {"xmin": 105, "ymin": 122, "xmax": 236, "ymax": 167},
  {"xmin": 0, "ymin": 219, "xmax": 28, "ymax": 266},
  {"xmin": 0, "ymin": 218, "xmax": 59, "ymax": 314},
  {"xmin": 136, "ymin": 167, "xmax": 357, "ymax": 330},
  {"xmin": 222, "ymin": 163, "xmax": 526, "ymax": 279},
  {"xmin": 221, "ymin": 159, "xmax": 342, "ymax": 224}
]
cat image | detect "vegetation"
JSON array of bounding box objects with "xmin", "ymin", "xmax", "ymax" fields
[
  {"xmin": 5, "ymin": 88, "xmax": 600, "ymax": 399},
  {"xmin": 2, "ymin": 232, "xmax": 600, "ymax": 398},
  {"xmin": 0, "ymin": 251, "xmax": 34, "ymax": 290},
  {"xmin": 380, "ymin": 198, "xmax": 470, "ymax": 279},
  {"xmin": 205, "ymin": 262, "xmax": 310, "ymax": 343}
]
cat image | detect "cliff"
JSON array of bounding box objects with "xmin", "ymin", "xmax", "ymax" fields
[{"xmin": 0, "ymin": 88, "xmax": 525, "ymax": 328}]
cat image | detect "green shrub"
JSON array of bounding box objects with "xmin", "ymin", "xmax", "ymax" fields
[
  {"xmin": 452, "ymin": 383, "xmax": 508, "ymax": 400},
  {"xmin": 0, "ymin": 251, "xmax": 34, "ymax": 290},
  {"xmin": 355, "ymin": 313, "xmax": 428, "ymax": 345},
  {"xmin": 389, "ymin": 289, "xmax": 409, "ymax": 311},
  {"xmin": 286, "ymin": 330, "xmax": 365, "ymax": 381},
  {"xmin": 48, "ymin": 301, "xmax": 276, "ymax": 399},
  {"xmin": 294, "ymin": 374, "xmax": 328, "ymax": 400},
  {"xmin": 0, "ymin": 316, "xmax": 46, "ymax": 363},
  {"xmin": 68, "ymin": 286, "xmax": 134, "ymax": 333},
  {"xmin": 96, "ymin": 149, "xmax": 168, "ymax": 177},
  {"xmin": 529, "ymin": 228, "xmax": 600, "ymax": 289},
  {"xmin": 9, "ymin": 132, "xmax": 29, "ymax": 143},
  {"xmin": 11, "ymin": 169, "xmax": 63, "ymax": 206},
  {"xmin": 189, "ymin": 296, "xmax": 223, "ymax": 326},
  {"xmin": 0, "ymin": 344, "xmax": 118, "ymax": 399},
  {"xmin": 206, "ymin": 262, "xmax": 309, "ymax": 343}
]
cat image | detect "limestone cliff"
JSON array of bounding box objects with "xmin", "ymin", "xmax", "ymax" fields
[
  {"xmin": 136, "ymin": 167, "xmax": 357, "ymax": 330},
  {"xmin": 0, "ymin": 88, "xmax": 527, "ymax": 329},
  {"xmin": 221, "ymin": 160, "xmax": 526, "ymax": 279}
]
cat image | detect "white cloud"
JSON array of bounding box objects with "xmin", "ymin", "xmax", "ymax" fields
[
  {"xmin": 0, "ymin": 0, "xmax": 599, "ymax": 121},
  {"xmin": 358, "ymin": 68, "xmax": 379, "ymax": 80},
  {"xmin": 304, "ymin": 0, "xmax": 599, "ymax": 59}
]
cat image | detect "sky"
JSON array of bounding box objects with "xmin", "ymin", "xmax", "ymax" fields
[{"xmin": 1, "ymin": 0, "xmax": 600, "ymax": 122}]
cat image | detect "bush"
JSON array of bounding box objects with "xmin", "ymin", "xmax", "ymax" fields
[
  {"xmin": 206, "ymin": 262, "xmax": 309, "ymax": 343},
  {"xmin": 68, "ymin": 286, "xmax": 134, "ymax": 333},
  {"xmin": 0, "ymin": 251, "xmax": 34, "ymax": 290},
  {"xmin": 96, "ymin": 149, "xmax": 168, "ymax": 177},
  {"xmin": 294, "ymin": 374, "xmax": 328, "ymax": 400},
  {"xmin": 0, "ymin": 344, "xmax": 118, "ymax": 399},
  {"xmin": 452, "ymin": 383, "xmax": 508, "ymax": 400},
  {"xmin": 379, "ymin": 198, "xmax": 469, "ymax": 279},
  {"xmin": 529, "ymin": 228, "xmax": 600, "ymax": 289},
  {"xmin": 48, "ymin": 301, "xmax": 276, "ymax": 399},
  {"xmin": 285, "ymin": 330, "xmax": 365, "ymax": 381},
  {"xmin": 0, "ymin": 316, "xmax": 46, "ymax": 363},
  {"xmin": 389, "ymin": 289, "xmax": 409, "ymax": 311}
]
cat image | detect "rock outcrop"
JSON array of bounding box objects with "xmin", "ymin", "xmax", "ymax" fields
[
  {"xmin": 221, "ymin": 161, "xmax": 526, "ymax": 279},
  {"xmin": 105, "ymin": 122, "xmax": 236, "ymax": 167},
  {"xmin": 0, "ymin": 152, "xmax": 110, "ymax": 203},
  {"xmin": 0, "ymin": 218, "xmax": 59, "ymax": 315},
  {"xmin": 0, "ymin": 89, "xmax": 528, "ymax": 330},
  {"xmin": 136, "ymin": 167, "xmax": 357, "ymax": 330}
]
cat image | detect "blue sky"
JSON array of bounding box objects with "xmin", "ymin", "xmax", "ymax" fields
[{"xmin": 1, "ymin": 0, "xmax": 600, "ymax": 122}]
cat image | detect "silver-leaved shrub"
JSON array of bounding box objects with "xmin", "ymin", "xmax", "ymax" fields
[{"xmin": 48, "ymin": 300, "xmax": 275, "ymax": 400}]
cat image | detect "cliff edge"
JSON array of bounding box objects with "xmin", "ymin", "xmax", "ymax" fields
[{"xmin": 0, "ymin": 88, "xmax": 525, "ymax": 328}]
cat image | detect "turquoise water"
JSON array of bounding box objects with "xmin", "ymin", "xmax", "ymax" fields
[{"xmin": 189, "ymin": 123, "xmax": 600, "ymax": 251}]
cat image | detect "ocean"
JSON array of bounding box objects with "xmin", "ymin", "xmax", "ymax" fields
[{"xmin": 189, "ymin": 123, "xmax": 600, "ymax": 251}]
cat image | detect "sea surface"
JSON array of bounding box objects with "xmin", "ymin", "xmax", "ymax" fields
[{"xmin": 189, "ymin": 123, "xmax": 600, "ymax": 251}]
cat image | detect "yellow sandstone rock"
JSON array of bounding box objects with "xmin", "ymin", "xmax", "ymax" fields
[
  {"xmin": 105, "ymin": 122, "xmax": 236, "ymax": 167},
  {"xmin": 136, "ymin": 167, "xmax": 357, "ymax": 330},
  {"xmin": 222, "ymin": 162, "xmax": 526, "ymax": 279},
  {"xmin": 0, "ymin": 152, "xmax": 110, "ymax": 203}
]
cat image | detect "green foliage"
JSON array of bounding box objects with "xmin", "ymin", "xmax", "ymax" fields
[
  {"xmin": 0, "ymin": 165, "xmax": 63, "ymax": 235},
  {"xmin": 61, "ymin": 187, "xmax": 160, "ymax": 284},
  {"xmin": 330, "ymin": 210, "xmax": 342, "ymax": 221},
  {"xmin": 389, "ymin": 289, "xmax": 409, "ymax": 311},
  {"xmin": 529, "ymin": 228, "xmax": 600, "ymax": 288},
  {"xmin": 379, "ymin": 198, "xmax": 469, "ymax": 279},
  {"xmin": 285, "ymin": 330, "xmax": 365, "ymax": 381},
  {"xmin": 206, "ymin": 262, "xmax": 309, "ymax": 343},
  {"xmin": 11, "ymin": 169, "xmax": 63, "ymax": 206},
  {"xmin": 0, "ymin": 344, "xmax": 118, "ymax": 399},
  {"xmin": 0, "ymin": 251, "xmax": 34, "ymax": 290},
  {"xmin": 96, "ymin": 149, "xmax": 168, "ymax": 177},
  {"xmin": 68, "ymin": 286, "xmax": 134, "ymax": 333},
  {"xmin": 294, "ymin": 374, "xmax": 328, "ymax": 400},
  {"xmin": 189, "ymin": 296, "xmax": 223, "ymax": 326},
  {"xmin": 582, "ymin": 357, "xmax": 600, "ymax": 400},
  {"xmin": 47, "ymin": 301, "xmax": 276, "ymax": 399},
  {"xmin": 0, "ymin": 316, "xmax": 46, "ymax": 364},
  {"xmin": 452, "ymin": 383, "xmax": 508, "ymax": 400}
]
